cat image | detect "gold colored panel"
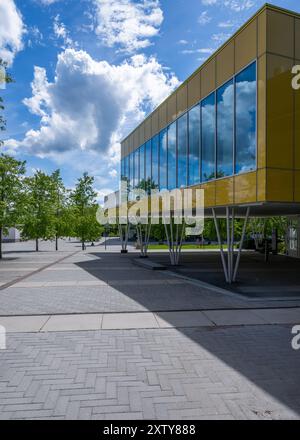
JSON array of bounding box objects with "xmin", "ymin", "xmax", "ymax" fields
[
  {"xmin": 266, "ymin": 169, "xmax": 293, "ymax": 202},
  {"xmin": 159, "ymin": 102, "xmax": 167, "ymax": 131},
  {"xmin": 257, "ymin": 54, "xmax": 266, "ymax": 169},
  {"xmin": 216, "ymin": 42, "xmax": 234, "ymax": 87},
  {"xmin": 235, "ymin": 19, "xmax": 257, "ymax": 73},
  {"xmin": 258, "ymin": 10, "xmax": 267, "ymax": 57},
  {"xmin": 234, "ymin": 172, "xmax": 257, "ymax": 204},
  {"xmin": 295, "ymin": 63, "xmax": 300, "ymax": 169},
  {"xmin": 188, "ymin": 72, "xmax": 201, "ymax": 108},
  {"xmin": 151, "ymin": 110, "xmax": 159, "ymax": 136},
  {"xmin": 267, "ymin": 10, "xmax": 294, "ymax": 59},
  {"xmin": 215, "ymin": 178, "xmax": 234, "ymax": 206},
  {"xmin": 257, "ymin": 168, "xmax": 266, "ymax": 202},
  {"xmin": 201, "ymin": 59, "xmax": 216, "ymax": 98},
  {"xmin": 128, "ymin": 135, "xmax": 134, "ymax": 153},
  {"xmin": 201, "ymin": 181, "xmax": 216, "ymax": 208},
  {"xmin": 296, "ymin": 19, "xmax": 300, "ymax": 60},
  {"xmin": 144, "ymin": 118, "xmax": 151, "ymax": 142},
  {"xmin": 167, "ymin": 93, "xmax": 177, "ymax": 124},
  {"xmin": 267, "ymin": 54, "xmax": 294, "ymax": 169},
  {"xmin": 177, "ymin": 84, "xmax": 187, "ymax": 116},
  {"xmin": 133, "ymin": 130, "xmax": 139, "ymax": 151},
  {"xmin": 294, "ymin": 171, "xmax": 300, "ymax": 202},
  {"xmin": 139, "ymin": 124, "xmax": 145, "ymax": 146}
]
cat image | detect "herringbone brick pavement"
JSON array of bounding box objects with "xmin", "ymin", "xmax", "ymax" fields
[{"xmin": 0, "ymin": 325, "xmax": 299, "ymax": 420}]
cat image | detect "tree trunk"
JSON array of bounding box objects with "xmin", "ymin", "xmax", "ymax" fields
[
  {"xmin": 36, "ymin": 238, "xmax": 39, "ymax": 252},
  {"xmin": 0, "ymin": 227, "xmax": 2, "ymax": 260},
  {"xmin": 82, "ymin": 239, "xmax": 85, "ymax": 251},
  {"xmin": 55, "ymin": 235, "xmax": 58, "ymax": 251}
]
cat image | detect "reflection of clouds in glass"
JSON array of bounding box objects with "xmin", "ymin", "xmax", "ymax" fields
[
  {"xmin": 188, "ymin": 105, "xmax": 200, "ymax": 186},
  {"xmin": 168, "ymin": 122, "xmax": 176, "ymax": 189},
  {"xmin": 178, "ymin": 114, "xmax": 187, "ymax": 188},
  {"xmin": 236, "ymin": 78, "xmax": 256, "ymax": 172},
  {"xmin": 217, "ymin": 81, "xmax": 234, "ymax": 176},
  {"xmin": 202, "ymin": 94, "xmax": 215, "ymax": 180}
]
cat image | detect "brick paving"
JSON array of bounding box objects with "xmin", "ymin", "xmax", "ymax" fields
[{"xmin": 0, "ymin": 326, "xmax": 299, "ymax": 420}]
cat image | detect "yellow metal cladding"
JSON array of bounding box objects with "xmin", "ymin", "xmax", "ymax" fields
[
  {"xmin": 121, "ymin": 4, "xmax": 300, "ymax": 209},
  {"xmin": 215, "ymin": 178, "xmax": 234, "ymax": 206},
  {"xmin": 234, "ymin": 173, "xmax": 257, "ymax": 204}
]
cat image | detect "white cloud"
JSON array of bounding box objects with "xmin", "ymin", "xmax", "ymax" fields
[
  {"xmin": 0, "ymin": 0, "xmax": 25, "ymax": 65},
  {"xmin": 93, "ymin": 0, "xmax": 163, "ymax": 53},
  {"xmin": 53, "ymin": 15, "xmax": 76, "ymax": 49},
  {"xmin": 218, "ymin": 20, "xmax": 236, "ymax": 28},
  {"xmin": 181, "ymin": 48, "xmax": 213, "ymax": 55},
  {"xmin": 178, "ymin": 39, "xmax": 188, "ymax": 45},
  {"xmin": 198, "ymin": 11, "xmax": 211, "ymax": 25},
  {"xmin": 6, "ymin": 48, "xmax": 179, "ymax": 172},
  {"xmin": 202, "ymin": 0, "xmax": 255, "ymax": 11},
  {"xmin": 37, "ymin": 0, "xmax": 60, "ymax": 5}
]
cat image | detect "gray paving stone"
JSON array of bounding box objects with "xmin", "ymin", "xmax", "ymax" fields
[
  {"xmin": 0, "ymin": 316, "xmax": 50, "ymax": 333},
  {"xmin": 155, "ymin": 311, "xmax": 214, "ymax": 328},
  {"xmin": 41, "ymin": 314, "xmax": 102, "ymax": 332},
  {"xmin": 102, "ymin": 313, "xmax": 159, "ymax": 329}
]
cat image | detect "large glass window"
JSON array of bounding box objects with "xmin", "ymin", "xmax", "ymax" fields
[
  {"xmin": 188, "ymin": 104, "xmax": 200, "ymax": 186},
  {"xmin": 217, "ymin": 79, "xmax": 234, "ymax": 178},
  {"xmin": 201, "ymin": 92, "xmax": 216, "ymax": 182},
  {"xmin": 139, "ymin": 144, "xmax": 145, "ymax": 189},
  {"xmin": 152, "ymin": 135, "xmax": 159, "ymax": 190},
  {"xmin": 129, "ymin": 153, "xmax": 133, "ymax": 191},
  {"xmin": 159, "ymin": 129, "xmax": 167, "ymax": 190},
  {"xmin": 177, "ymin": 113, "xmax": 188, "ymax": 188},
  {"xmin": 167, "ymin": 122, "xmax": 177, "ymax": 190},
  {"xmin": 134, "ymin": 149, "xmax": 139, "ymax": 188},
  {"xmin": 235, "ymin": 62, "xmax": 256, "ymax": 174},
  {"xmin": 145, "ymin": 140, "xmax": 151, "ymax": 192}
]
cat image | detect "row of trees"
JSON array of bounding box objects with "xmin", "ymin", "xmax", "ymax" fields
[{"xmin": 0, "ymin": 154, "xmax": 103, "ymax": 258}]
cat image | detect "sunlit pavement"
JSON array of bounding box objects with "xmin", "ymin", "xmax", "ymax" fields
[{"xmin": 0, "ymin": 239, "xmax": 300, "ymax": 420}]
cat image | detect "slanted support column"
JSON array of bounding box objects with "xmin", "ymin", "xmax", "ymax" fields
[
  {"xmin": 163, "ymin": 218, "xmax": 185, "ymax": 266},
  {"xmin": 136, "ymin": 223, "xmax": 151, "ymax": 258},
  {"xmin": 212, "ymin": 207, "xmax": 250, "ymax": 283},
  {"xmin": 118, "ymin": 223, "xmax": 130, "ymax": 254}
]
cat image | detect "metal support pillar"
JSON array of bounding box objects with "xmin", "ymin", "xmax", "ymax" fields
[
  {"xmin": 118, "ymin": 223, "xmax": 130, "ymax": 254},
  {"xmin": 136, "ymin": 223, "xmax": 151, "ymax": 257},
  {"xmin": 212, "ymin": 207, "xmax": 250, "ymax": 283},
  {"xmin": 163, "ymin": 218, "xmax": 185, "ymax": 266}
]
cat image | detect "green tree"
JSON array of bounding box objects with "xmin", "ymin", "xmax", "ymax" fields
[
  {"xmin": 51, "ymin": 170, "xmax": 72, "ymax": 251},
  {"xmin": 0, "ymin": 154, "xmax": 26, "ymax": 259},
  {"xmin": 69, "ymin": 172, "xmax": 103, "ymax": 250},
  {"xmin": 22, "ymin": 170, "xmax": 57, "ymax": 251},
  {"xmin": 0, "ymin": 59, "xmax": 13, "ymax": 145}
]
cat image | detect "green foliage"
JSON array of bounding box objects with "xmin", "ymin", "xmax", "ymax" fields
[
  {"xmin": 0, "ymin": 154, "xmax": 26, "ymax": 257},
  {"xmin": 69, "ymin": 172, "xmax": 103, "ymax": 248},
  {"xmin": 21, "ymin": 171, "xmax": 58, "ymax": 246}
]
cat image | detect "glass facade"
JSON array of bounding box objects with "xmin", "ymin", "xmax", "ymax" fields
[
  {"xmin": 235, "ymin": 62, "xmax": 256, "ymax": 173},
  {"xmin": 167, "ymin": 122, "xmax": 177, "ymax": 190},
  {"xmin": 121, "ymin": 61, "xmax": 257, "ymax": 192},
  {"xmin": 159, "ymin": 128, "xmax": 167, "ymax": 190},
  {"xmin": 177, "ymin": 113, "xmax": 188, "ymax": 188},
  {"xmin": 201, "ymin": 92, "xmax": 216, "ymax": 182},
  {"xmin": 217, "ymin": 79, "xmax": 234, "ymax": 178},
  {"xmin": 152, "ymin": 134, "xmax": 159, "ymax": 190},
  {"xmin": 188, "ymin": 104, "xmax": 200, "ymax": 186}
]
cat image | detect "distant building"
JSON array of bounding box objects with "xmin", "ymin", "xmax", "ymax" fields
[{"xmin": 2, "ymin": 228, "xmax": 21, "ymax": 242}]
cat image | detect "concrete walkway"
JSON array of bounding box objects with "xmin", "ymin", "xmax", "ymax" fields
[{"xmin": 1, "ymin": 307, "xmax": 300, "ymax": 333}]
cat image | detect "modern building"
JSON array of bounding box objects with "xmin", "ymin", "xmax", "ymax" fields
[
  {"xmin": 120, "ymin": 3, "xmax": 300, "ymax": 280},
  {"xmin": 2, "ymin": 228, "xmax": 21, "ymax": 243}
]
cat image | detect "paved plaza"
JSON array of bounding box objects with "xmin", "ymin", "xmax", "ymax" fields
[{"xmin": 0, "ymin": 239, "xmax": 300, "ymax": 419}]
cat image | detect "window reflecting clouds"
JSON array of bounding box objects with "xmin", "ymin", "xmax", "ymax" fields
[
  {"xmin": 167, "ymin": 122, "xmax": 176, "ymax": 190},
  {"xmin": 235, "ymin": 62, "xmax": 256, "ymax": 173},
  {"xmin": 188, "ymin": 104, "xmax": 200, "ymax": 186},
  {"xmin": 177, "ymin": 113, "xmax": 188, "ymax": 188},
  {"xmin": 217, "ymin": 79, "xmax": 234, "ymax": 178},
  {"xmin": 201, "ymin": 92, "xmax": 216, "ymax": 182},
  {"xmin": 122, "ymin": 61, "xmax": 257, "ymax": 192}
]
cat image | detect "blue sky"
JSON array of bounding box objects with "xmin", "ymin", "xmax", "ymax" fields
[{"xmin": 1, "ymin": 0, "xmax": 300, "ymax": 200}]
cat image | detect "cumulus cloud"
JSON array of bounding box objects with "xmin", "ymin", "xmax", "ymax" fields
[
  {"xmin": 94, "ymin": 0, "xmax": 163, "ymax": 53},
  {"xmin": 0, "ymin": 0, "xmax": 25, "ymax": 65},
  {"xmin": 53, "ymin": 15, "xmax": 77, "ymax": 49},
  {"xmin": 36, "ymin": 0, "xmax": 60, "ymax": 5},
  {"xmin": 6, "ymin": 48, "xmax": 179, "ymax": 161}
]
